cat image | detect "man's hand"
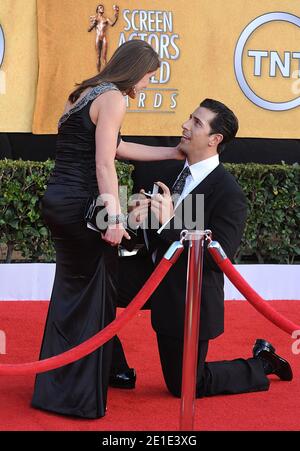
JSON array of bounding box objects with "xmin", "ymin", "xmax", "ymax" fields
[
  {"xmin": 127, "ymin": 194, "xmax": 150, "ymax": 229},
  {"xmin": 150, "ymin": 182, "xmax": 174, "ymax": 226}
]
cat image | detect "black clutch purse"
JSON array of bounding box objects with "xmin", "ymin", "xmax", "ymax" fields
[{"xmin": 84, "ymin": 196, "xmax": 138, "ymax": 252}]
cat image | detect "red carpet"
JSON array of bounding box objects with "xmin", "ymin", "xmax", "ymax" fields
[{"xmin": 0, "ymin": 301, "xmax": 299, "ymax": 431}]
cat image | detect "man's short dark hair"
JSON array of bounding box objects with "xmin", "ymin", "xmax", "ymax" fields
[{"xmin": 200, "ymin": 99, "xmax": 239, "ymax": 154}]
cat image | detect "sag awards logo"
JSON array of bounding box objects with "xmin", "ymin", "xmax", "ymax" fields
[
  {"xmin": 234, "ymin": 12, "xmax": 300, "ymax": 111},
  {"xmin": 0, "ymin": 330, "xmax": 6, "ymax": 355},
  {"xmin": 88, "ymin": 4, "xmax": 180, "ymax": 113},
  {"xmin": 120, "ymin": 8, "xmax": 180, "ymax": 113},
  {"xmin": 0, "ymin": 24, "xmax": 5, "ymax": 94}
]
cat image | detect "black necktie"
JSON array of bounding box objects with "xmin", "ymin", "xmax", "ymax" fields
[
  {"xmin": 148, "ymin": 166, "xmax": 191, "ymax": 257},
  {"xmin": 171, "ymin": 166, "xmax": 191, "ymax": 196}
]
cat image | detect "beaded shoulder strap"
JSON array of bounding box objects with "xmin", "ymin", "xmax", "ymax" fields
[{"xmin": 58, "ymin": 82, "xmax": 119, "ymax": 128}]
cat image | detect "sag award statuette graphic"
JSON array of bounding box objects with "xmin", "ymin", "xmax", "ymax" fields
[{"xmin": 88, "ymin": 4, "xmax": 119, "ymax": 72}]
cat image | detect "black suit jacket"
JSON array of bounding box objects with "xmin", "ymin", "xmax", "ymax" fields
[{"xmin": 147, "ymin": 163, "xmax": 247, "ymax": 340}]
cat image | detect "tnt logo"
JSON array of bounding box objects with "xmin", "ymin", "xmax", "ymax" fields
[
  {"xmin": 248, "ymin": 51, "xmax": 300, "ymax": 78},
  {"xmin": 0, "ymin": 330, "xmax": 6, "ymax": 355},
  {"xmin": 0, "ymin": 24, "xmax": 4, "ymax": 68},
  {"xmin": 235, "ymin": 12, "xmax": 300, "ymax": 111},
  {"xmin": 0, "ymin": 24, "xmax": 5, "ymax": 94}
]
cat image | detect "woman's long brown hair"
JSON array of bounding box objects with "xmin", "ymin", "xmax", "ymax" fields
[{"xmin": 69, "ymin": 40, "xmax": 160, "ymax": 103}]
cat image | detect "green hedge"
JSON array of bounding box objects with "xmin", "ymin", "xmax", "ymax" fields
[
  {"xmin": 0, "ymin": 159, "xmax": 299, "ymax": 263},
  {"xmin": 0, "ymin": 159, "xmax": 133, "ymax": 263},
  {"xmin": 229, "ymin": 163, "xmax": 300, "ymax": 264}
]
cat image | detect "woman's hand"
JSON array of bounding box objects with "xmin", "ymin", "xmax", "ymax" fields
[
  {"xmin": 101, "ymin": 223, "xmax": 131, "ymax": 246},
  {"xmin": 172, "ymin": 144, "xmax": 185, "ymax": 160}
]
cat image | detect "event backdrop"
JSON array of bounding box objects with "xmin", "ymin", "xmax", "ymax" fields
[
  {"xmin": 0, "ymin": 0, "xmax": 38, "ymax": 132},
  {"xmin": 1, "ymin": 0, "xmax": 300, "ymax": 137}
]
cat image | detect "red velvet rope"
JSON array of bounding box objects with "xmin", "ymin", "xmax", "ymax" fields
[
  {"xmin": 0, "ymin": 251, "xmax": 182, "ymax": 376},
  {"xmin": 208, "ymin": 245, "xmax": 300, "ymax": 336}
]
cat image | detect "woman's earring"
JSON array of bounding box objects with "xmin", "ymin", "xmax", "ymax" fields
[{"xmin": 128, "ymin": 87, "xmax": 137, "ymax": 99}]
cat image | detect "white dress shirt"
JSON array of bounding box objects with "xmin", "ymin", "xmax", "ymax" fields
[{"xmin": 157, "ymin": 154, "xmax": 220, "ymax": 234}]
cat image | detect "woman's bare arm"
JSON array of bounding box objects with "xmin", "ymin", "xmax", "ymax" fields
[
  {"xmin": 116, "ymin": 140, "xmax": 184, "ymax": 161},
  {"xmin": 94, "ymin": 90, "xmax": 126, "ymax": 216}
]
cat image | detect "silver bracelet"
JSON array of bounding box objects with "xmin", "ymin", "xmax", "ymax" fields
[{"xmin": 107, "ymin": 213, "xmax": 127, "ymax": 226}]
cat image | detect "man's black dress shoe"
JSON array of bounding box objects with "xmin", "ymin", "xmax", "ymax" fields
[
  {"xmin": 109, "ymin": 368, "xmax": 136, "ymax": 389},
  {"xmin": 253, "ymin": 339, "xmax": 293, "ymax": 381}
]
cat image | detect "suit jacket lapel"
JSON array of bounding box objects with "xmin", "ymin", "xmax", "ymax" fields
[
  {"xmin": 174, "ymin": 163, "xmax": 225, "ymax": 212},
  {"xmin": 147, "ymin": 163, "xmax": 226, "ymax": 253}
]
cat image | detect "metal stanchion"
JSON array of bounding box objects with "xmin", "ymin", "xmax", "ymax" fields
[{"xmin": 179, "ymin": 230, "xmax": 211, "ymax": 431}]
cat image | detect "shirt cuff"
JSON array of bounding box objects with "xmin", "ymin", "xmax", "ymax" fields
[{"xmin": 157, "ymin": 215, "xmax": 175, "ymax": 234}]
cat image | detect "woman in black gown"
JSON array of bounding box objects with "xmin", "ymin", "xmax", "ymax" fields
[{"xmin": 31, "ymin": 40, "xmax": 183, "ymax": 419}]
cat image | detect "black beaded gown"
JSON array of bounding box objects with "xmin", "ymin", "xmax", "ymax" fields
[{"xmin": 31, "ymin": 82, "xmax": 121, "ymax": 419}]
